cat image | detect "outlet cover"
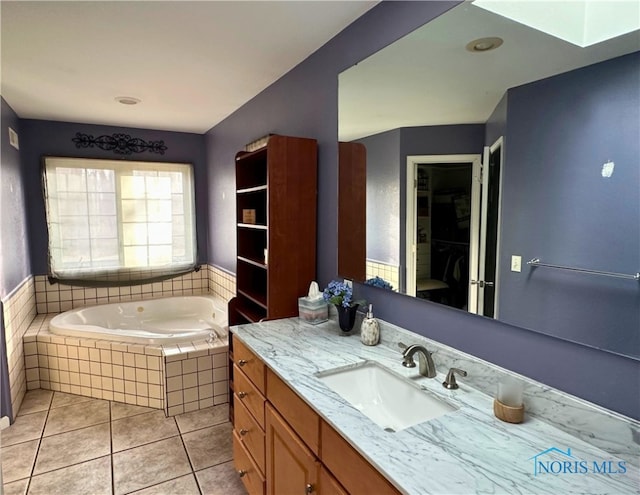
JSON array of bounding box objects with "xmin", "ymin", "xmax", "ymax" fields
[{"xmin": 344, "ymin": 278, "xmax": 353, "ymax": 289}]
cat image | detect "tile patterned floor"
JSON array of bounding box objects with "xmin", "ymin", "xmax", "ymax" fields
[{"xmin": 1, "ymin": 390, "xmax": 247, "ymax": 495}]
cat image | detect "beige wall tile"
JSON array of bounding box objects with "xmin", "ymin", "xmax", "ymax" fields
[
  {"xmin": 167, "ymin": 391, "xmax": 183, "ymax": 407},
  {"xmin": 182, "ymin": 359, "xmax": 197, "ymax": 374},
  {"xmin": 166, "ymin": 361, "xmax": 182, "ymax": 378},
  {"xmin": 183, "ymin": 373, "xmax": 197, "ymax": 389},
  {"xmin": 167, "ymin": 376, "xmax": 182, "ymax": 393}
]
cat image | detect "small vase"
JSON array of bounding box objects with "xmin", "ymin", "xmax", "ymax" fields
[{"xmin": 336, "ymin": 304, "xmax": 359, "ymax": 333}]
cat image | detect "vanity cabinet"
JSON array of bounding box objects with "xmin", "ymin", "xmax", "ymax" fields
[
  {"xmin": 232, "ymin": 338, "xmax": 267, "ymax": 495},
  {"xmin": 229, "ymin": 134, "xmax": 318, "ymax": 327},
  {"xmin": 231, "ymin": 334, "xmax": 401, "ymax": 495}
]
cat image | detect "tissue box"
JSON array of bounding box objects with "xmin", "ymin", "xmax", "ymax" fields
[{"xmin": 298, "ymin": 297, "xmax": 328, "ymax": 325}]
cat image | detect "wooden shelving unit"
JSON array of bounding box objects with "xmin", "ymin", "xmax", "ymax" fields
[{"xmin": 228, "ymin": 134, "xmax": 318, "ymax": 326}]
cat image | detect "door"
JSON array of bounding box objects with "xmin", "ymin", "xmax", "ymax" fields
[
  {"xmin": 406, "ymin": 155, "xmax": 481, "ymax": 308},
  {"xmin": 265, "ymin": 403, "xmax": 320, "ymax": 495},
  {"xmin": 473, "ymin": 138, "xmax": 503, "ymax": 317}
]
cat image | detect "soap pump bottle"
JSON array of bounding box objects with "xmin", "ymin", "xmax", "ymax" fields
[{"xmin": 360, "ymin": 304, "xmax": 380, "ymax": 346}]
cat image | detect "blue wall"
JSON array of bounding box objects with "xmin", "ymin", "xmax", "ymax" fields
[
  {"xmin": 205, "ymin": 1, "xmax": 639, "ymax": 419},
  {"xmin": 499, "ymin": 53, "xmax": 640, "ymax": 357},
  {"xmin": 357, "ymin": 129, "xmax": 401, "ymax": 266},
  {"xmin": 0, "ymin": 97, "xmax": 31, "ymax": 298},
  {"xmin": 19, "ymin": 120, "xmax": 208, "ymax": 275}
]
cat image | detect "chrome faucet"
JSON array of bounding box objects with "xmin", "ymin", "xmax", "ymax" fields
[{"xmin": 401, "ymin": 344, "xmax": 437, "ymax": 378}]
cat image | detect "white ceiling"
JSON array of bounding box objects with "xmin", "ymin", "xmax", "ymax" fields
[
  {"xmin": 1, "ymin": 1, "xmax": 378, "ymax": 134},
  {"xmin": 339, "ymin": 1, "xmax": 640, "ymax": 141}
]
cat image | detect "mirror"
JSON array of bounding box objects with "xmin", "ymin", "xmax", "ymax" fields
[{"xmin": 338, "ymin": 1, "xmax": 640, "ymax": 359}]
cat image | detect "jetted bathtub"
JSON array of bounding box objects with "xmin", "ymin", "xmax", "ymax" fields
[{"xmin": 49, "ymin": 295, "xmax": 227, "ymax": 345}]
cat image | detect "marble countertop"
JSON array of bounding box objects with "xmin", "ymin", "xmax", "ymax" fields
[{"xmin": 231, "ymin": 318, "xmax": 638, "ymax": 495}]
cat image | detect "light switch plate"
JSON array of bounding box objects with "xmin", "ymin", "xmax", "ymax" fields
[
  {"xmin": 344, "ymin": 278, "xmax": 353, "ymax": 289},
  {"xmin": 511, "ymin": 255, "xmax": 522, "ymax": 272}
]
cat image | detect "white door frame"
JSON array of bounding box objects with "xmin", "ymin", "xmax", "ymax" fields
[
  {"xmin": 406, "ymin": 154, "xmax": 482, "ymax": 299},
  {"xmin": 489, "ymin": 136, "xmax": 504, "ymax": 318}
]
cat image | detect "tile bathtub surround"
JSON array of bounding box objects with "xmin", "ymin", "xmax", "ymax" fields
[
  {"xmin": 2, "ymin": 276, "xmax": 37, "ymax": 419},
  {"xmin": 207, "ymin": 265, "xmax": 236, "ymax": 303},
  {"xmin": 1, "ymin": 389, "xmax": 247, "ymax": 495},
  {"xmin": 23, "ymin": 314, "xmax": 229, "ymax": 416},
  {"xmin": 24, "ymin": 315, "xmax": 166, "ymax": 409},
  {"xmin": 33, "ymin": 267, "xmax": 211, "ymax": 314}
]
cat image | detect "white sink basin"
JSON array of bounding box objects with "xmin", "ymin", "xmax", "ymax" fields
[{"xmin": 317, "ymin": 361, "xmax": 456, "ymax": 432}]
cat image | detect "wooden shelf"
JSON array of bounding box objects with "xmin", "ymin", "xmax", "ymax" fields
[
  {"xmin": 237, "ymin": 185, "xmax": 268, "ymax": 194},
  {"xmin": 235, "ymin": 299, "xmax": 266, "ymax": 323},
  {"xmin": 238, "ymin": 289, "xmax": 267, "ymax": 309},
  {"xmin": 237, "ymin": 223, "xmax": 268, "ymax": 230},
  {"xmin": 238, "ymin": 256, "xmax": 267, "ymax": 270}
]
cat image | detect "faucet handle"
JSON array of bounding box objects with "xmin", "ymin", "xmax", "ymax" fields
[
  {"xmin": 399, "ymin": 342, "xmax": 415, "ymax": 368},
  {"xmin": 402, "ymin": 356, "xmax": 416, "ymax": 368},
  {"xmin": 443, "ymin": 368, "xmax": 467, "ymax": 389}
]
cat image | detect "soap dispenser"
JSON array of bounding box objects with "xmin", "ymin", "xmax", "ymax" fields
[{"xmin": 360, "ymin": 304, "xmax": 380, "ymax": 346}]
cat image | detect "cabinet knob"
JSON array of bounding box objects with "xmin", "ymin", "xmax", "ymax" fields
[
  {"xmin": 305, "ymin": 483, "xmax": 314, "ymax": 494},
  {"xmin": 239, "ymin": 428, "xmax": 249, "ymax": 436},
  {"xmin": 238, "ymin": 469, "xmax": 247, "ymax": 478},
  {"xmin": 238, "ymin": 359, "xmax": 248, "ymax": 366},
  {"xmin": 237, "ymin": 391, "xmax": 247, "ymax": 399}
]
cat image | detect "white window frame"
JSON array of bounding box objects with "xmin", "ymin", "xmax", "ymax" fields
[{"xmin": 43, "ymin": 156, "xmax": 197, "ymax": 284}]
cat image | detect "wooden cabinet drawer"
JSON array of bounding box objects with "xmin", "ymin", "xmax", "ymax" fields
[
  {"xmin": 266, "ymin": 368, "xmax": 320, "ymax": 455},
  {"xmin": 320, "ymin": 421, "xmax": 400, "ymax": 495},
  {"xmin": 234, "ymin": 364, "xmax": 266, "ymax": 429},
  {"xmin": 233, "ymin": 430, "xmax": 266, "ymax": 495},
  {"xmin": 234, "ymin": 396, "xmax": 266, "ymax": 475},
  {"xmin": 233, "ymin": 336, "xmax": 266, "ymax": 394}
]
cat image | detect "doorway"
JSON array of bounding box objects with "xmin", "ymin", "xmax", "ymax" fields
[
  {"xmin": 406, "ymin": 155, "xmax": 481, "ymax": 309},
  {"xmin": 406, "ymin": 144, "xmax": 503, "ymax": 316}
]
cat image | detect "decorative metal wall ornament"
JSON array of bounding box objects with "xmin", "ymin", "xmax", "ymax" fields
[{"xmin": 72, "ymin": 133, "xmax": 168, "ymax": 155}]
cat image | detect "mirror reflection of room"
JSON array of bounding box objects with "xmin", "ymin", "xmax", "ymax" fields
[{"xmin": 338, "ymin": 0, "xmax": 639, "ymax": 358}]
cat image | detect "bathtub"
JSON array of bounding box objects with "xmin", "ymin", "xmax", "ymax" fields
[{"xmin": 49, "ymin": 296, "xmax": 228, "ymax": 345}]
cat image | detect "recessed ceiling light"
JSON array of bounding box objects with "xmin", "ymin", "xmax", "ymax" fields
[
  {"xmin": 466, "ymin": 37, "xmax": 504, "ymax": 52},
  {"xmin": 115, "ymin": 96, "xmax": 141, "ymax": 105}
]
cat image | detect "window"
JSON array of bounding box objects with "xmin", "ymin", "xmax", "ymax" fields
[{"xmin": 43, "ymin": 157, "xmax": 197, "ymax": 285}]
